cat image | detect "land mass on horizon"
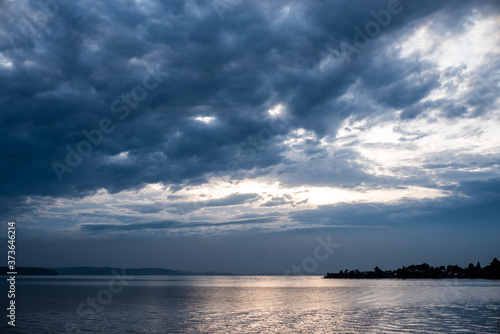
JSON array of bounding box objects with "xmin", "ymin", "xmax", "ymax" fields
[
  {"xmin": 324, "ymin": 258, "xmax": 500, "ymax": 279},
  {"xmin": 0, "ymin": 266, "xmax": 235, "ymax": 276}
]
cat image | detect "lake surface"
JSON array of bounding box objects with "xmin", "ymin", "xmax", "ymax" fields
[{"xmin": 1, "ymin": 275, "xmax": 499, "ymax": 333}]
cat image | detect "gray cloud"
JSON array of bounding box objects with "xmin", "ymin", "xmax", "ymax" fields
[
  {"xmin": 1, "ymin": 0, "xmax": 498, "ymax": 200},
  {"xmin": 78, "ymin": 217, "xmax": 276, "ymax": 234}
]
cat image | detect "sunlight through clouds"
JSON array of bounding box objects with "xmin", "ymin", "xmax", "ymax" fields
[{"xmin": 194, "ymin": 116, "xmax": 216, "ymax": 124}]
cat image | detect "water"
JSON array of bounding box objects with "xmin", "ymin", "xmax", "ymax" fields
[{"xmin": 1, "ymin": 275, "xmax": 499, "ymax": 333}]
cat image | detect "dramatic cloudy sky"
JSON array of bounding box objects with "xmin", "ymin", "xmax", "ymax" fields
[{"xmin": 0, "ymin": 0, "xmax": 499, "ymax": 273}]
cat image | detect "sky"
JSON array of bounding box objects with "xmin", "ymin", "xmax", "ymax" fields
[{"xmin": 0, "ymin": 0, "xmax": 499, "ymax": 274}]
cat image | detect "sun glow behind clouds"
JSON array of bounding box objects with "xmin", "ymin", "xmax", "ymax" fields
[
  {"xmin": 268, "ymin": 104, "xmax": 284, "ymax": 116},
  {"xmin": 108, "ymin": 151, "xmax": 130, "ymax": 163},
  {"xmin": 0, "ymin": 52, "xmax": 13, "ymax": 68},
  {"xmin": 21, "ymin": 177, "xmax": 450, "ymax": 236},
  {"xmin": 194, "ymin": 116, "xmax": 215, "ymax": 124},
  {"xmin": 187, "ymin": 178, "xmax": 448, "ymax": 207},
  {"xmin": 398, "ymin": 13, "xmax": 500, "ymax": 111},
  {"xmin": 335, "ymin": 110, "xmax": 500, "ymax": 178},
  {"xmin": 400, "ymin": 14, "xmax": 500, "ymax": 71},
  {"xmin": 329, "ymin": 12, "xmax": 500, "ymax": 180}
]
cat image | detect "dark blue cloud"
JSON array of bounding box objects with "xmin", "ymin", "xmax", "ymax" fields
[
  {"xmin": 78, "ymin": 217, "xmax": 275, "ymax": 234},
  {"xmin": 0, "ymin": 0, "xmax": 498, "ymax": 199}
]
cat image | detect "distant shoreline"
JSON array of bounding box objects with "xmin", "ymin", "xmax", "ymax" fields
[
  {"xmin": 324, "ymin": 258, "xmax": 500, "ymax": 280},
  {"xmin": 0, "ymin": 266, "xmax": 234, "ymax": 276}
]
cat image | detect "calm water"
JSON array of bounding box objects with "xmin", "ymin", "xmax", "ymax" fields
[{"xmin": 1, "ymin": 275, "xmax": 499, "ymax": 333}]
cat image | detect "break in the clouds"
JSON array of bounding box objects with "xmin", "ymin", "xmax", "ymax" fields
[{"xmin": 0, "ymin": 0, "xmax": 499, "ymax": 270}]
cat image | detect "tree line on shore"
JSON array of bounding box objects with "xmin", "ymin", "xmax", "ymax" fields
[{"xmin": 324, "ymin": 258, "xmax": 500, "ymax": 279}]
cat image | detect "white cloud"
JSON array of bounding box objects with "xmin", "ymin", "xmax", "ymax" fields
[
  {"xmin": 268, "ymin": 103, "xmax": 285, "ymax": 117},
  {"xmin": 194, "ymin": 116, "xmax": 215, "ymax": 124},
  {"xmin": 334, "ymin": 110, "xmax": 500, "ymax": 180}
]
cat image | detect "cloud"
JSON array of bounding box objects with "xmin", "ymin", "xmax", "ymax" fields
[
  {"xmin": 79, "ymin": 220, "xmax": 179, "ymax": 233},
  {"xmin": 200, "ymin": 192, "xmax": 260, "ymax": 207},
  {"xmin": 116, "ymin": 192, "xmax": 259, "ymax": 215},
  {"xmin": 0, "ymin": 0, "xmax": 496, "ymax": 199},
  {"xmin": 116, "ymin": 202, "xmax": 165, "ymax": 214},
  {"xmin": 78, "ymin": 217, "xmax": 276, "ymax": 234},
  {"xmin": 0, "ymin": 0, "xmax": 499, "ymax": 252}
]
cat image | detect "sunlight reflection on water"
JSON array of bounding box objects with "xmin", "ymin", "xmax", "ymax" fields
[{"xmin": 2, "ymin": 275, "xmax": 499, "ymax": 333}]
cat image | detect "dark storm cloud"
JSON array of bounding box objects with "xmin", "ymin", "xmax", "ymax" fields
[
  {"xmin": 166, "ymin": 192, "xmax": 261, "ymax": 214},
  {"xmin": 79, "ymin": 220, "xmax": 179, "ymax": 233},
  {"xmin": 78, "ymin": 216, "xmax": 275, "ymax": 234},
  {"xmin": 77, "ymin": 212, "xmax": 144, "ymax": 223},
  {"xmin": 115, "ymin": 192, "xmax": 259, "ymax": 214},
  {"xmin": 457, "ymin": 178, "xmax": 500, "ymax": 201},
  {"xmin": 117, "ymin": 202, "xmax": 165, "ymax": 214},
  {"xmin": 0, "ymin": 0, "xmax": 497, "ymax": 201},
  {"xmin": 0, "ymin": 195, "xmax": 54, "ymax": 223}
]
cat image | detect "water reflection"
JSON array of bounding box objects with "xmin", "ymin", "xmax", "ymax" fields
[{"xmin": 3, "ymin": 276, "xmax": 499, "ymax": 333}]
